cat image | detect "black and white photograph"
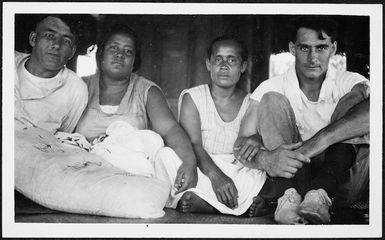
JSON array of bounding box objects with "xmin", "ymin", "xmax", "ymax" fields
[{"xmin": 2, "ymin": 2, "xmax": 382, "ymax": 238}]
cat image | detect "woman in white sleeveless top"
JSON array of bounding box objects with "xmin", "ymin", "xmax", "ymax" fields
[{"xmin": 155, "ymin": 36, "xmax": 266, "ymax": 216}]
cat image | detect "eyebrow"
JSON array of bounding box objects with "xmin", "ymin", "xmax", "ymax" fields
[
  {"xmin": 213, "ymin": 54, "xmax": 239, "ymax": 58},
  {"xmin": 42, "ymin": 27, "xmax": 74, "ymax": 40},
  {"xmin": 297, "ymin": 43, "xmax": 330, "ymax": 48},
  {"xmin": 108, "ymin": 41, "xmax": 134, "ymax": 47}
]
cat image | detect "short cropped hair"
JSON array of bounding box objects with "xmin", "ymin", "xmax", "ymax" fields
[
  {"xmin": 96, "ymin": 24, "xmax": 141, "ymax": 72},
  {"xmin": 34, "ymin": 14, "xmax": 81, "ymax": 45},
  {"xmin": 206, "ymin": 35, "xmax": 249, "ymax": 62},
  {"xmin": 289, "ymin": 16, "xmax": 338, "ymax": 43}
]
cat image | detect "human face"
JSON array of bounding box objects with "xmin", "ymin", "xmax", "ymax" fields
[
  {"xmin": 289, "ymin": 27, "xmax": 337, "ymax": 82},
  {"xmin": 206, "ymin": 42, "xmax": 247, "ymax": 88},
  {"xmin": 101, "ymin": 33, "xmax": 135, "ymax": 80},
  {"xmin": 28, "ymin": 16, "xmax": 76, "ymax": 78}
]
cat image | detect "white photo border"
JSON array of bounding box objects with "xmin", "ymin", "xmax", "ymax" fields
[{"xmin": 2, "ymin": 2, "xmax": 383, "ymax": 238}]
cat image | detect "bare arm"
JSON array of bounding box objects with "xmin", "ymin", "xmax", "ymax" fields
[
  {"xmin": 233, "ymin": 99, "xmax": 264, "ymax": 161},
  {"xmin": 146, "ymin": 87, "xmax": 197, "ymax": 192},
  {"xmin": 297, "ymin": 86, "xmax": 369, "ymax": 158},
  {"xmin": 179, "ymin": 93, "xmax": 238, "ymax": 209}
]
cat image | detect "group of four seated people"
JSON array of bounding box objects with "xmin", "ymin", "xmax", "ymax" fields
[{"xmin": 15, "ymin": 14, "xmax": 369, "ymax": 224}]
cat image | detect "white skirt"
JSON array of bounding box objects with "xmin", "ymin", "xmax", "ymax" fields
[{"xmin": 154, "ymin": 147, "xmax": 267, "ymax": 216}]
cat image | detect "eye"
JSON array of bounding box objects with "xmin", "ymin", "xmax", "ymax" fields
[
  {"xmin": 124, "ymin": 49, "xmax": 133, "ymax": 56},
  {"xmin": 228, "ymin": 57, "xmax": 238, "ymax": 65},
  {"xmin": 299, "ymin": 46, "xmax": 309, "ymax": 52},
  {"xmin": 63, "ymin": 38, "xmax": 73, "ymax": 46},
  {"xmin": 44, "ymin": 33, "xmax": 55, "ymax": 40},
  {"xmin": 317, "ymin": 46, "xmax": 329, "ymax": 52},
  {"xmin": 214, "ymin": 57, "xmax": 222, "ymax": 64}
]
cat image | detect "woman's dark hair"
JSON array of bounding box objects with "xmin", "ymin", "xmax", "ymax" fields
[
  {"xmin": 289, "ymin": 16, "xmax": 338, "ymax": 43},
  {"xmin": 206, "ymin": 35, "xmax": 249, "ymax": 62},
  {"xmin": 96, "ymin": 24, "xmax": 141, "ymax": 72}
]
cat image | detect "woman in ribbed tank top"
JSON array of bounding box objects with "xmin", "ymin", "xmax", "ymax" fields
[{"xmin": 155, "ymin": 36, "xmax": 267, "ymax": 216}]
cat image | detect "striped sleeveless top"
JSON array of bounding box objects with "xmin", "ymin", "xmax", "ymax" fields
[{"xmin": 178, "ymin": 84, "xmax": 250, "ymax": 154}]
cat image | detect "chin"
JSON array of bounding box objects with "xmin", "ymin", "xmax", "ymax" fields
[
  {"xmin": 45, "ymin": 64, "xmax": 64, "ymax": 72},
  {"xmin": 304, "ymin": 71, "xmax": 322, "ymax": 79}
]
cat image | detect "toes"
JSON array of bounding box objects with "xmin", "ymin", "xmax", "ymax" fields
[
  {"xmin": 181, "ymin": 203, "xmax": 190, "ymax": 213},
  {"xmin": 179, "ymin": 192, "xmax": 193, "ymax": 213},
  {"xmin": 248, "ymin": 196, "xmax": 267, "ymax": 217}
]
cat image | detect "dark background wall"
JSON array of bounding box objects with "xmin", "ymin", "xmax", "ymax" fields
[{"xmin": 15, "ymin": 14, "xmax": 370, "ymax": 109}]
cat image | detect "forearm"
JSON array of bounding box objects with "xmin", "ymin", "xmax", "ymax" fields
[
  {"xmin": 297, "ymin": 98, "xmax": 369, "ymax": 158},
  {"xmin": 192, "ymin": 144, "xmax": 222, "ymax": 178},
  {"xmin": 164, "ymin": 124, "xmax": 197, "ymax": 166}
]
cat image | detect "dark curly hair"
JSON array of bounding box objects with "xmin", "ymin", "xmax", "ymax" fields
[
  {"xmin": 96, "ymin": 24, "xmax": 141, "ymax": 72},
  {"xmin": 289, "ymin": 16, "xmax": 338, "ymax": 43}
]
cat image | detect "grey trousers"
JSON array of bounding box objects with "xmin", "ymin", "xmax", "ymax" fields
[{"xmin": 256, "ymin": 91, "xmax": 369, "ymax": 207}]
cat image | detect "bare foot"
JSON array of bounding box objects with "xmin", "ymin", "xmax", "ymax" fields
[
  {"xmin": 177, "ymin": 191, "xmax": 218, "ymax": 214},
  {"xmin": 247, "ymin": 196, "xmax": 274, "ymax": 217}
]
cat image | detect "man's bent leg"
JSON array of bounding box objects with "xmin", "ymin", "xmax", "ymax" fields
[
  {"xmin": 256, "ymin": 92, "xmax": 310, "ymax": 200},
  {"xmin": 330, "ymin": 92, "xmax": 369, "ymax": 206},
  {"xmin": 256, "ymin": 92, "xmax": 301, "ymax": 150},
  {"xmin": 335, "ymin": 145, "xmax": 369, "ymax": 206}
]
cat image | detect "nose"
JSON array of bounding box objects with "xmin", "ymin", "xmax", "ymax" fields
[
  {"xmin": 219, "ymin": 59, "xmax": 230, "ymax": 69},
  {"xmin": 51, "ymin": 37, "xmax": 60, "ymax": 49},
  {"xmin": 51, "ymin": 37, "xmax": 65, "ymax": 50},
  {"xmin": 307, "ymin": 47, "xmax": 318, "ymax": 63},
  {"xmin": 114, "ymin": 49, "xmax": 124, "ymax": 58}
]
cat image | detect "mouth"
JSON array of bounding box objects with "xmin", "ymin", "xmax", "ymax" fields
[
  {"xmin": 306, "ymin": 65, "xmax": 319, "ymax": 69},
  {"xmin": 111, "ymin": 60, "xmax": 123, "ymax": 65},
  {"xmin": 47, "ymin": 53, "xmax": 60, "ymax": 58},
  {"xmin": 218, "ymin": 74, "xmax": 229, "ymax": 78},
  {"xmin": 111, "ymin": 61, "xmax": 124, "ymax": 66}
]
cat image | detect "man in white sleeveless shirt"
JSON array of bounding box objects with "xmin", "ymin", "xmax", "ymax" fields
[
  {"xmin": 235, "ymin": 16, "xmax": 369, "ymax": 224},
  {"xmin": 15, "ymin": 15, "xmax": 88, "ymax": 134}
]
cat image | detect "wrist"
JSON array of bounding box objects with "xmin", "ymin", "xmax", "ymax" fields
[
  {"xmin": 183, "ymin": 161, "xmax": 197, "ymax": 169},
  {"xmin": 253, "ymin": 150, "xmax": 267, "ymax": 171},
  {"xmin": 299, "ymin": 134, "xmax": 329, "ymax": 158},
  {"xmin": 206, "ymin": 167, "xmax": 222, "ymax": 180}
]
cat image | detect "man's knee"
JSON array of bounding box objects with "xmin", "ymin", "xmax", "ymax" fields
[
  {"xmin": 258, "ymin": 92, "xmax": 293, "ymax": 117},
  {"xmin": 256, "ymin": 91, "xmax": 300, "ymax": 149},
  {"xmin": 259, "ymin": 92, "xmax": 290, "ymax": 108},
  {"xmin": 330, "ymin": 91, "xmax": 366, "ymax": 123}
]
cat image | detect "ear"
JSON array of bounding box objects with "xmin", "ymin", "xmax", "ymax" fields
[
  {"xmin": 240, "ymin": 61, "xmax": 247, "ymax": 73},
  {"xmin": 289, "ymin": 42, "xmax": 296, "ymax": 56},
  {"xmin": 29, "ymin": 32, "xmax": 37, "ymax": 47},
  {"xmin": 131, "ymin": 55, "xmax": 136, "ymax": 68},
  {"xmin": 205, "ymin": 58, "xmax": 211, "ymax": 71},
  {"xmin": 331, "ymin": 41, "xmax": 337, "ymax": 56},
  {"xmin": 68, "ymin": 45, "xmax": 77, "ymax": 60}
]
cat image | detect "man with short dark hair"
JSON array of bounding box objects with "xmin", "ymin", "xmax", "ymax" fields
[
  {"xmin": 15, "ymin": 15, "xmax": 88, "ymax": 133},
  {"xmin": 234, "ymin": 16, "xmax": 369, "ymax": 224}
]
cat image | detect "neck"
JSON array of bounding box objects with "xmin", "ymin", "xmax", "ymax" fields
[
  {"xmin": 297, "ymin": 72, "xmax": 326, "ymax": 101},
  {"xmin": 210, "ymin": 84, "xmax": 237, "ymax": 101},
  {"xmin": 100, "ymin": 73, "xmax": 131, "ymax": 91},
  {"xmin": 25, "ymin": 59, "xmax": 60, "ymax": 78}
]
